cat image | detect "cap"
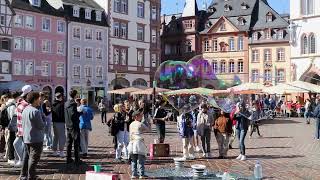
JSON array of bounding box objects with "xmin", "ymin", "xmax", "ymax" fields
[{"xmin": 21, "ymin": 85, "xmax": 32, "ymax": 97}]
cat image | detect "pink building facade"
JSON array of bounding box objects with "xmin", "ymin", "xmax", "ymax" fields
[{"xmin": 12, "ymin": 1, "xmax": 66, "ymax": 99}]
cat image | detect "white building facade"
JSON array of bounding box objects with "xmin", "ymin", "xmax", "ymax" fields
[
  {"xmin": 96, "ymin": 0, "xmax": 161, "ymax": 90},
  {"xmin": 0, "ymin": 0, "xmax": 14, "ymax": 82},
  {"xmin": 290, "ymin": 0, "xmax": 320, "ymax": 84}
]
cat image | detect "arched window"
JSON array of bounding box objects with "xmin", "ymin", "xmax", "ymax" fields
[
  {"xmin": 301, "ymin": 34, "xmax": 308, "ymax": 54},
  {"xmin": 309, "ymin": 33, "xmax": 316, "ymax": 54},
  {"xmin": 220, "ymin": 60, "xmax": 226, "ymax": 73}
]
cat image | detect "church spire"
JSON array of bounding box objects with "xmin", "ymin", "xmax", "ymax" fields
[{"xmin": 182, "ymin": 0, "xmax": 199, "ymax": 17}]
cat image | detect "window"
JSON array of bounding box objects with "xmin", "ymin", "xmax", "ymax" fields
[
  {"xmin": 277, "ymin": 48, "xmax": 285, "ymax": 61},
  {"xmin": 73, "ymin": 27, "xmax": 81, "ymax": 39},
  {"xmin": 137, "ymin": 50, "xmax": 144, "ymax": 66},
  {"xmin": 31, "ymin": 0, "xmax": 40, "ymax": 6},
  {"xmin": 42, "ymin": 18, "xmax": 51, "ymax": 32},
  {"xmin": 25, "ymin": 38, "xmax": 34, "ymax": 52},
  {"xmin": 253, "ymin": 32, "xmax": 258, "ymax": 40},
  {"xmin": 229, "ymin": 37, "xmax": 235, "ymax": 51},
  {"xmin": 238, "ymin": 61, "xmax": 244, "ymax": 73},
  {"xmin": 15, "ymin": 15, "xmax": 23, "ymax": 27},
  {"xmin": 85, "ymin": 9, "xmax": 92, "ymax": 20},
  {"xmin": 302, "ymin": 35, "xmax": 308, "ymax": 54},
  {"xmin": 120, "ymin": 23, "xmax": 127, "ymax": 39},
  {"xmin": 120, "ymin": 49, "xmax": 127, "ymax": 65},
  {"xmin": 220, "ymin": 42, "xmax": 227, "ymax": 52},
  {"xmin": 220, "ymin": 61, "xmax": 226, "ymax": 73},
  {"xmin": 151, "ymin": 6, "xmax": 157, "ymax": 20},
  {"xmin": 73, "ymin": 65, "xmax": 80, "ymax": 78},
  {"xmin": 151, "ymin": 53, "xmax": 157, "ymax": 67},
  {"xmin": 152, "ymin": 29, "xmax": 157, "ymax": 43},
  {"xmin": 266, "ymin": 13, "xmax": 273, "ymax": 22},
  {"xmin": 204, "ymin": 39, "xmax": 210, "ymax": 52},
  {"xmin": 96, "ymin": 30, "xmax": 103, "ymax": 41},
  {"xmin": 73, "ymin": 6, "xmax": 80, "ymax": 17},
  {"xmin": 96, "ymin": 66, "xmax": 103, "ymax": 78},
  {"xmin": 96, "ymin": 49, "xmax": 102, "ymax": 60},
  {"xmin": 212, "ymin": 61, "xmax": 218, "ymax": 74},
  {"xmin": 264, "ymin": 49, "xmax": 271, "ymax": 62},
  {"xmin": 73, "ymin": 47, "xmax": 80, "ymax": 58},
  {"xmin": 229, "ymin": 61, "xmax": 235, "ymax": 73},
  {"xmin": 265, "ymin": 29, "xmax": 270, "ymax": 39},
  {"xmin": 96, "ymin": 11, "xmax": 102, "ymax": 21},
  {"xmin": 85, "ymin": 48, "xmax": 93, "ymax": 59},
  {"xmin": 56, "ymin": 63, "xmax": 64, "ymax": 77},
  {"xmin": 113, "ymin": 48, "xmax": 119, "ymax": 64},
  {"xmin": 220, "ymin": 23, "xmax": 226, "ymax": 31},
  {"xmin": 0, "ymin": 15, "xmax": 5, "ymax": 26},
  {"xmin": 121, "ymin": 0, "xmax": 128, "ymax": 14},
  {"xmin": 84, "ymin": 66, "xmax": 92, "ymax": 77},
  {"xmin": 301, "ymin": 0, "xmax": 314, "ymax": 15},
  {"xmin": 114, "ymin": 22, "xmax": 120, "ymax": 37},
  {"xmin": 114, "ymin": 0, "xmax": 121, "ymax": 12},
  {"xmin": 213, "ymin": 39, "xmax": 218, "ymax": 52},
  {"xmin": 57, "ymin": 41, "xmax": 65, "ymax": 54},
  {"xmin": 137, "ymin": 25, "xmax": 144, "ymax": 41},
  {"xmin": 14, "ymin": 37, "xmax": 23, "ymax": 50},
  {"xmin": 137, "ymin": 2, "xmax": 144, "ymax": 18},
  {"xmin": 309, "ymin": 34, "xmax": 316, "ymax": 54},
  {"xmin": 238, "ymin": 36, "xmax": 243, "ymax": 50},
  {"xmin": 25, "ymin": 60, "xmax": 34, "ymax": 75},
  {"xmin": 1, "ymin": 62, "xmax": 9, "ymax": 74},
  {"xmin": 13, "ymin": 60, "xmax": 23, "ymax": 75},
  {"xmin": 224, "ymin": 4, "xmax": 231, "ymax": 11},
  {"xmin": 184, "ymin": 20, "xmax": 193, "ymax": 29},
  {"xmin": 241, "ymin": 3, "xmax": 248, "ymax": 10},
  {"xmin": 85, "ymin": 29, "xmax": 93, "ymax": 40},
  {"xmin": 57, "ymin": 21, "xmax": 65, "ymax": 33},
  {"xmin": 25, "ymin": 16, "xmax": 35, "ymax": 29},
  {"xmin": 1, "ymin": 39, "xmax": 10, "ymax": 51},
  {"xmin": 238, "ymin": 17, "xmax": 245, "ymax": 25},
  {"xmin": 277, "ymin": 69, "xmax": 285, "ymax": 82},
  {"xmin": 252, "ymin": 70, "xmax": 259, "ymax": 82},
  {"xmin": 185, "ymin": 40, "xmax": 192, "ymax": 52},
  {"xmin": 252, "ymin": 50, "xmax": 259, "ymax": 62},
  {"xmin": 41, "ymin": 40, "xmax": 51, "ymax": 53},
  {"xmin": 264, "ymin": 70, "xmax": 272, "ymax": 81},
  {"xmin": 42, "ymin": 62, "xmax": 50, "ymax": 76},
  {"xmin": 278, "ymin": 30, "xmax": 284, "ymax": 39}
]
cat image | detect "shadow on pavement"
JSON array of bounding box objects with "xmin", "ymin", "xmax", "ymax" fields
[
  {"xmin": 261, "ymin": 119, "xmax": 302, "ymax": 124},
  {"xmin": 248, "ymin": 154, "xmax": 304, "ymax": 159},
  {"xmin": 246, "ymin": 146, "xmax": 291, "ymax": 149},
  {"xmin": 261, "ymin": 136, "xmax": 293, "ymax": 139}
]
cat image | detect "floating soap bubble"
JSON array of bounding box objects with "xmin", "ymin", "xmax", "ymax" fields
[{"xmin": 166, "ymin": 94, "xmax": 203, "ymax": 114}]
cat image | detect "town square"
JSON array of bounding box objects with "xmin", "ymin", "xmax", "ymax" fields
[{"xmin": 0, "ymin": 0, "xmax": 320, "ymax": 179}]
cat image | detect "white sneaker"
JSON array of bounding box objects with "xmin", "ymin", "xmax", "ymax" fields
[
  {"xmin": 195, "ymin": 146, "xmax": 201, "ymax": 152},
  {"xmin": 43, "ymin": 147, "xmax": 50, "ymax": 151},
  {"xmin": 59, "ymin": 151, "xmax": 65, "ymax": 157},
  {"xmin": 14, "ymin": 161, "xmax": 23, "ymax": 167},
  {"xmin": 240, "ymin": 155, "xmax": 246, "ymax": 161},
  {"xmin": 7, "ymin": 160, "xmax": 15, "ymax": 165},
  {"xmin": 53, "ymin": 151, "xmax": 59, "ymax": 156},
  {"xmin": 189, "ymin": 154, "xmax": 195, "ymax": 160},
  {"xmin": 236, "ymin": 154, "xmax": 242, "ymax": 160},
  {"xmin": 202, "ymin": 153, "xmax": 206, "ymax": 158}
]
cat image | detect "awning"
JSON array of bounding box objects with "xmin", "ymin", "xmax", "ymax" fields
[
  {"xmin": 0, "ymin": 81, "xmax": 40, "ymax": 92},
  {"xmin": 288, "ymin": 80, "xmax": 320, "ymax": 93},
  {"xmin": 130, "ymin": 87, "xmax": 170, "ymax": 95},
  {"xmin": 107, "ymin": 87, "xmax": 145, "ymax": 95},
  {"xmin": 262, "ymin": 83, "xmax": 310, "ymax": 94},
  {"xmin": 228, "ymin": 83, "xmax": 264, "ymax": 94}
]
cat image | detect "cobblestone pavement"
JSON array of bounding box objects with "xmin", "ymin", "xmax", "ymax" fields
[{"xmin": 0, "ymin": 114, "xmax": 320, "ymax": 180}]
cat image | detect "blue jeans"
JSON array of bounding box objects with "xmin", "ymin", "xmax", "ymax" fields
[
  {"xmin": 237, "ymin": 129, "xmax": 247, "ymax": 155},
  {"xmin": 131, "ymin": 154, "xmax": 146, "ymax": 176},
  {"xmin": 316, "ymin": 118, "xmax": 320, "ymax": 139},
  {"xmin": 44, "ymin": 121, "xmax": 52, "ymax": 147},
  {"xmin": 304, "ymin": 111, "xmax": 311, "ymax": 123}
]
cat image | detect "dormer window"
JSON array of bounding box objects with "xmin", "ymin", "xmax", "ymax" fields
[
  {"xmin": 253, "ymin": 32, "xmax": 258, "ymax": 40},
  {"xmin": 241, "ymin": 2, "xmax": 248, "ymax": 9},
  {"xmin": 209, "ymin": 7, "xmax": 216, "ymax": 13},
  {"xmin": 85, "ymin": 9, "xmax": 92, "ymax": 20},
  {"xmin": 220, "ymin": 23, "xmax": 226, "ymax": 31},
  {"xmin": 31, "ymin": 0, "xmax": 40, "ymax": 7},
  {"xmin": 96, "ymin": 11, "xmax": 102, "ymax": 21},
  {"xmin": 224, "ymin": 4, "xmax": 231, "ymax": 11},
  {"xmin": 278, "ymin": 30, "xmax": 284, "ymax": 39},
  {"xmin": 238, "ymin": 17, "xmax": 245, "ymax": 25},
  {"xmin": 73, "ymin": 6, "xmax": 80, "ymax": 17},
  {"xmin": 266, "ymin": 12, "xmax": 273, "ymax": 22},
  {"xmin": 206, "ymin": 21, "xmax": 212, "ymax": 28}
]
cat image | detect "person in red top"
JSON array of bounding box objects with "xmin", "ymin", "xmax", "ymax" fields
[
  {"xmin": 228, "ymin": 106, "xmax": 237, "ymax": 149},
  {"xmin": 13, "ymin": 85, "xmax": 32, "ymax": 167}
]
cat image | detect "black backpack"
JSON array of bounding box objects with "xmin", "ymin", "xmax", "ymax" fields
[{"xmin": 0, "ymin": 103, "xmax": 15, "ymax": 129}]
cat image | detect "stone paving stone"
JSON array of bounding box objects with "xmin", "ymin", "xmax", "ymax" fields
[{"xmin": 0, "ymin": 114, "xmax": 320, "ymax": 179}]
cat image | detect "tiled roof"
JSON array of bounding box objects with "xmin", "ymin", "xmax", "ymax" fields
[
  {"xmin": 12, "ymin": 0, "xmax": 65, "ymax": 17},
  {"xmin": 62, "ymin": 0, "xmax": 103, "ymax": 10}
]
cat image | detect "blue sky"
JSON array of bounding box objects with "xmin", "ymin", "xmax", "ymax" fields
[{"xmin": 161, "ymin": 0, "xmax": 290, "ymax": 15}]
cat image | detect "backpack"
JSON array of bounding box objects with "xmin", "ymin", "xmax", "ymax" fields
[
  {"xmin": 0, "ymin": 104, "xmax": 14, "ymax": 129},
  {"xmin": 107, "ymin": 113, "xmax": 119, "ymax": 136}
]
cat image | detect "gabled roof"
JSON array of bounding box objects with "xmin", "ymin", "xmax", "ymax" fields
[
  {"xmin": 201, "ymin": 16, "xmax": 240, "ymax": 34},
  {"xmin": 62, "ymin": 0, "xmax": 103, "ymax": 10},
  {"xmin": 208, "ymin": 0, "xmax": 257, "ymax": 18},
  {"xmin": 182, "ymin": 0, "xmax": 198, "ymax": 17},
  {"xmin": 12, "ymin": 0, "xmax": 64, "ymax": 17}
]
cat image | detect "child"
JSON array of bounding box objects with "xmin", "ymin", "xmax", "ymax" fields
[
  {"xmin": 177, "ymin": 112, "xmax": 195, "ymax": 159},
  {"xmin": 128, "ymin": 109, "xmax": 151, "ymax": 179}
]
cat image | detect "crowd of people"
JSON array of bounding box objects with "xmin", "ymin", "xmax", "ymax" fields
[{"xmin": 0, "ymin": 86, "xmax": 94, "ymax": 179}]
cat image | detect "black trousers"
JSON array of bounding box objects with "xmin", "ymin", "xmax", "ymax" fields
[
  {"xmin": 8, "ymin": 131, "xmax": 16, "ymax": 160},
  {"xmin": 249, "ymin": 123, "xmax": 261, "ymax": 136},
  {"xmin": 20, "ymin": 142, "xmax": 43, "ymax": 180},
  {"xmin": 101, "ymin": 111, "xmax": 107, "ymax": 123},
  {"xmin": 156, "ymin": 123, "xmax": 165, "ymax": 143},
  {"xmin": 66, "ymin": 129, "xmax": 80, "ymax": 163}
]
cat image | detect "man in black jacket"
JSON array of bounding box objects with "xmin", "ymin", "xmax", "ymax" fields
[
  {"xmin": 64, "ymin": 90, "xmax": 81, "ymax": 165},
  {"xmin": 52, "ymin": 92, "xmax": 66, "ymax": 157}
]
